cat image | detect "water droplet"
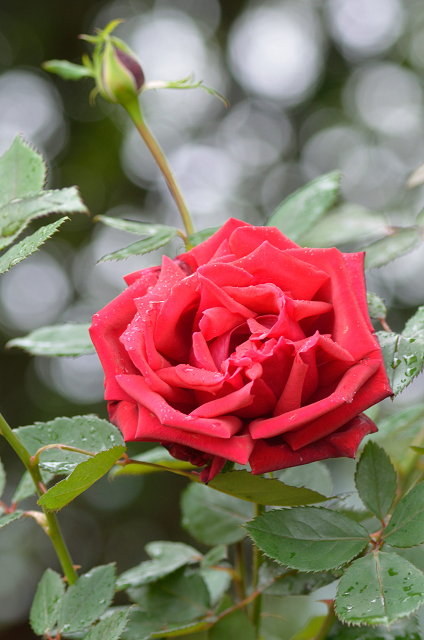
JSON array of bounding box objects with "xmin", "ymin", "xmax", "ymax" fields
[
  {"xmin": 388, "ymin": 568, "xmax": 398, "ymax": 576},
  {"xmin": 404, "ymin": 354, "xmax": 417, "ymax": 365},
  {"xmin": 406, "ymin": 367, "xmax": 417, "ymax": 377},
  {"xmin": 392, "ymin": 357, "xmax": 401, "ymax": 369}
]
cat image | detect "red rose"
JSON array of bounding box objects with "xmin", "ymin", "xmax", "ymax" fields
[{"xmin": 90, "ymin": 219, "xmax": 392, "ymax": 481}]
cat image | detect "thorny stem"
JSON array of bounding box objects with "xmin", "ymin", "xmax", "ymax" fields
[
  {"xmin": 124, "ymin": 97, "xmax": 194, "ymax": 242},
  {"xmin": 0, "ymin": 412, "xmax": 78, "ymax": 585}
]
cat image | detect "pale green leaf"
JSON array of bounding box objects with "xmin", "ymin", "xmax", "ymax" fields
[
  {"xmin": 367, "ymin": 292, "xmax": 387, "ymax": 320},
  {"xmin": 38, "ymin": 446, "xmax": 126, "ymax": 511},
  {"xmin": 83, "ymin": 608, "xmax": 130, "ymax": 640},
  {"xmin": 200, "ymin": 545, "xmax": 228, "ymax": 569},
  {"xmin": 376, "ymin": 331, "xmax": 424, "ymax": 396},
  {"xmin": 187, "ymin": 227, "xmax": 221, "ymax": 247},
  {"xmin": 274, "ymin": 461, "xmax": 333, "ymax": 498},
  {"xmin": 7, "ymin": 322, "xmax": 95, "ymax": 357},
  {"xmin": 0, "ymin": 510, "xmax": 24, "ymax": 528},
  {"xmin": 209, "ymin": 608, "xmax": 255, "ymax": 640},
  {"xmin": 30, "ymin": 569, "xmax": 65, "ymax": 635},
  {"xmin": 364, "ymin": 227, "xmax": 421, "ymax": 270},
  {"xmin": 0, "ymin": 217, "xmax": 68, "ymax": 274},
  {"xmin": 12, "ymin": 468, "xmax": 55, "ymax": 503},
  {"xmin": 335, "ymin": 552, "xmax": 424, "ymax": 626},
  {"xmin": 122, "ymin": 609, "xmax": 213, "ymax": 640},
  {"xmin": 404, "ymin": 305, "xmax": 424, "ymax": 339},
  {"xmin": 355, "ymin": 442, "xmax": 397, "ymax": 520},
  {"xmin": 95, "ymin": 215, "xmax": 175, "ymax": 237},
  {"xmin": 110, "ymin": 446, "xmax": 196, "ymax": 478},
  {"xmin": 199, "ymin": 568, "xmax": 231, "ymax": 606},
  {"xmin": 98, "ymin": 228, "xmax": 177, "ymax": 262},
  {"xmin": 266, "ymin": 171, "xmax": 341, "ymax": 242},
  {"xmin": 383, "ymin": 482, "xmax": 424, "ymax": 548},
  {"xmin": 42, "ymin": 59, "xmax": 94, "ymax": 80},
  {"xmin": 0, "ymin": 135, "xmax": 46, "ymax": 210}
]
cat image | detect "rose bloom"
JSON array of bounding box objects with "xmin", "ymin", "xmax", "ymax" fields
[{"xmin": 90, "ymin": 219, "xmax": 392, "ymax": 481}]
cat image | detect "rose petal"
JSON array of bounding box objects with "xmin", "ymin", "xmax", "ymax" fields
[
  {"xmin": 108, "ymin": 400, "xmax": 138, "ymax": 440},
  {"xmin": 191, "ymin": 381, "xmax": 254, "ymax": 418},
  {"xmin": 199, "ymin": 307, "xmax": 247, "ymax": 341},
  {"xmin": 292, "ymin": 300, "xmax": 333, "ymax": 321},
  {"xmin": 123, "ymin": 265, "xmax": 161, "ymax": 287},
  {"xmin": 156, "ymin": 365, "xmax": 225, "ymax": 393},
  {"xmin": 229, "ymin": 225, "xmax": 299, "ymax": 257},
  {"xmin": 222, "ymin": 283, "xmax": 282, "ymax": 314},
  {"xmin": 199, "ymin": 456, "xmax": 227, "ymax": 482},
  {"xmin": 342, "ymin": 251, "xmax": 374, "ymax": 333},
  {"xmin": 190, "ymin": 332, "xmax": 218, "ymax": 372},
  {"xmin": 273, "ymin": 353, "xmax": 308, "ymax": 416}
]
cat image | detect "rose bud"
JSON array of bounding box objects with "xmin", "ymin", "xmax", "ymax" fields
[
  {"xmin": 99, "ymin": 40, "xmax": 144, "ymax": 105},
  {"xmin": 90, "ymin": 219, "xmax": 393, "ymax": 482}
]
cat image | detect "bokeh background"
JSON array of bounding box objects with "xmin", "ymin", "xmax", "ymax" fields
[{"xmin": 1, "ymin": 0, "xmax": 424, "ymax": 636}]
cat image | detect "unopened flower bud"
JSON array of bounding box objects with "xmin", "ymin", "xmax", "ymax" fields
[{"xmin": 100, "ymin": 40, "xmax": 144, "ymax": 105}]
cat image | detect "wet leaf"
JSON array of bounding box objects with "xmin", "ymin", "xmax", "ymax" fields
[
  {"xmin": 0, "ymin": 135, "xmax": 46, "ymax": 210},
  {"xmin": 403, "ymin": 305, "xmax": 424, "ymax": 339},
  {"xmin": 30, "ymin": 569, "xmax": 65, "ymax": 635},
  {"xmin": 83, "ymin": 608, "xmax": 130, "ymax": 640},
  {"xmin": 7, "ymin": 322, "xmax": 95, "ymax": 357},
  {"xmin": 355, "ymin": 442, "xmax": 397, "ymax": 520},
  {"xmin": 376, "ymin": 331, "xmax": 424, "ymax": 396},
  {"xmin": 98, "ymin": 228, "xmax": 177, "ymax": 262},
  {"xmin": 367, "ymin": 292, "xmax": 387, "ymax": 320}
]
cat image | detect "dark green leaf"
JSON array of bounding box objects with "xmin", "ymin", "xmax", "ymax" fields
[
  {"xmin": 83, "ymin": 608, "xmax": 130, "ymax": 640},
  {"xmin": 200, "ymin": 545, "xmax": 228, "ymax": 569},
  {"xmin": 98, "ymin": 228, "xmax": 177, "ymax": 263},
  {"xmin": 199, "ymin": 568, "xmax": 231, "ymax": 605},
  {"xmin": 128, "ymin": 567, "xmax": 210, "ymax": 625},
  {"xmin": 259, "ymin": 562, "xmax": 339, "ymax": 596},
  {"xmin": 181, "ymin": 483, "xmax": 253, "ymax": 546},
  {"xmin": 58, "ymin": 564, "xmax": 116, "ymax": 633},
  {"xmin": 208, "ymin": 470, "xmax": 328, "ymax": 506},
  {"xmin": 367, "ymin": 293, "xmax": 387, "ymax": 320},
  {"xmin": 299, "ymin": 203, "xmax": 390, "ymax": 249},
  {"xmin": 187, "ymin": 227, "xmax": 221, "ymax": 247},
  {"xmin": 404, "ymin": 305, "xmax": 424, "ymax": 339},
  {"xmin": 7, "ymin": 322, "xmax": 95, "ymax": 357},
  {"xmin": 0, "ymin": 458, "xmax": 5, "ymax": 499},
  {"xmin": 30, "ymin": 569, "xmax": 65, "ymax": 635},
  {"xmin": 116, "ymin": 541, "xmax": 202, "ymax": 591},
  {"xmin": 95, "ymin": 215, "xmax": 175, "ymax": 237},
  {"xmin": 110, "ymin": 446, "xmax": 196, "ymax": 478},
  {"xmin": 0, "ymin": 217, "xmax": 68, "ymax": 274},
  {"xmin": 355, "ymin": 442, "xmax": 397, "ymax": 520},
  {"xmin": 363, "ymin": 228, "xmax": 421, "ymax": 270},
  {"xmin": 15, "ymin": 415, "xmax": 125, "ymax": 474},
  {"xmin": 335, "ymin": 551, "xmax": 424, "ymax": 626},
  {"xmin": 266, "ymin": 171, "xmax": 341, "ymax": 242},
  {"xmin": 384, "ymin": 483, "xmax": 424, "ymax": 547},
  {"xmin": 209, "ymin": 608, "xmax": 255, "ymax": 640},
  {"xmin": 376, "ymin": 331, "xmax": 424, "ymax": 396},
  {"xmin": 0, "ymin": 135, "xmax": 46, "ymax": 210},
  {"xmin": 273, "ymin": 461, "xmax": 333, "ymax": 498},
  {"xmin": 245, "ymin": 507, "xmax": 369, "ymax": 572},
  {"xmin": 122, "ymin": 609, "xmax": 212, "ymax": 640},
  {"xmin": 38, "ymin": 446, "xmax": 126, "ymax": 511},
  {"xmin": 0, "ymin": 510, "xmax": 24, "ymax": 528},
  {"xmin": 42, "ymin": 59, "xmax": 93, "ymax": 80},
  {"xmin": 328, "ymin": 616, "xmax": 421, "ymax": 639},
  {"xmin": 12, "ymin": 468, "xmax": 55, "ymax": 504}
]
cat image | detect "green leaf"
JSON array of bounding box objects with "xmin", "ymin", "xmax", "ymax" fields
[
  {"xmin": 38, "ymin": 446, "xmax": 126, "ymax": 511},
  {"xmin": 383, "ymin": 483, "xmax": 424, "ymax": 548},
  {"xmin": 12, "ymin": 468, "xmax": 55, "ymax": 503},
  {"xmin": 0, "ymin": 135, "xmax": 46, "ymax": 210},
  {"xmin": 15, "ymin": 415, "xmax": 125, "ymax": 474},
  {"xmin": 404, "ymin": 305, "xmax": 424, "ymax": 338},
  {"xmin": 273, "ymin": 461, "xmax": 333, "ymax": 498},
  {"xmin": 208, "ymin": 470, "xmax": 328, "ymax": 506},
  {"xmin": 245, "ymin": 507, "xmax": 369, "ymax": 572},
  {"xmin": 367, "ymin": 292, "xmax": 387, "ymax": 320},
  {"xmin": 363, "ymin": 227, "xmax": 422, "ymax": 270},
  {"xmin": 335, "ymin": 551, "xmax": 424, "ymax": 626},
  {"xmin": 7, "ymin": 322, "xmax": 95, "ymax": 357},
  {"xmin": 355, "ymin": 442, "xmax": 397, "ymax": 520},
  {"xmin": 83, "ymin": 608, "xmax": 130, "ymax": 640},
  {"xmin": 122, "ymin": 609, "xmax": 212, "ymax": 640},
  {"xmin": 95, "ymin": 215, "xmax": 175, "ymax": 237},
  {"xmin": 292, "ymin": 616, "xmax": 327, "ymax": 640},
  {"xmin": 58, "ymin": 564, "xmax": 116, "ymax": 634},
  {"xmin": 0, "ymin": 186, "xmax": 88, "ymax": 250},
  {"xmin": 377, "ymin": 331, "xmax": 424, "ymax": 396},
  {"xmin": 199, "ymin": 568, "xmax": 231, "ymax": 606},
  {"xmin": 181, "ymin": 483, "xmax": 253, "ymax": 546},
  {"xmin": 299, "ymin": 203, "xmax": 390, "ymax": 249},
  {"xmin": 98, "ymin": 228, "xmax": 178, "ymax": 263},
  {"xmin": 209, "ymin": 608, "xmax": 255, "ymax": 640},
  {"xmin": 259, "ymin": 562, "xmax": 339, "ymax": 597},
  {"xmin": 110, "ymin": 447, "xmax": 196, "ymax": 478},
  {"xmin": 0, "ymin": 217, "xmax": 68, "ymax": 274},
  {"xmin": 328, "ymin": 616, "xmax": 421, "ymax": 639},
  {"xmin": 43, "ymin": 59, "xmax": 93, "ymax": 80},
  {"xmin": 0, "ymin": 458, "xmax": 5, "ymax": 499},
  {"xmin": 187, "ymin": 227, "xmax": 221, "ymax": 247},
  {"xmin": 127, "ymin": 567, "xmax": 210, "ymax": 625},
  {"xmin": 266, "ymin": 171, "xmax": 341, "ymax": 242},
  {"xmin": 0, "ymin": 510, "xmax": 24, "ymax": 528},
  {"xmin": 30, "ymin": 568, "xmax": 65, "ymax": 635},
  {"xmin": 116, "ymin": 541, "xmax": 202, "ymax": 591},
  {"xmin": 365, "ymin": 405, "xmax": 424, "ymax": 461},
  {"xmin": 200, "ymin": 545, "xmax": 228, "ymax": 570}
]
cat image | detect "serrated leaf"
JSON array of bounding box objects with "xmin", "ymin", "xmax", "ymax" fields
[
  {"xmin": 299, "ymin": 203, "xmax": 390, "ymax": 249},
  {"xmin": 98, "ymin": 228, "xmax": 177, "ymax": 263},
  {"xmin": 363, "ymin": 228, "xmax": 422, "ymax": 270},
  {"xmin": 30, "ymin": 568, "xmax": 65, "ymax": 635},
  {"xmin": 355, "ymin": 442, "xmax": 397, "ymax": 520},
  {"xmin": 38, "ymin": 446, "xmax": 126, "ymax": 511},
  {"xmin": 116, "ymin": 541, "xmax": 202, "ymax": 591},
  {"xmin": 208, "ymin": 470, "xmax": 328, "ymax": 506},
  {"xmin": 0, "ymin": 135, "xmax": 46, "ymax": 210},
  {"xmin": 95, "ymin": 215, "xmax": 175, "ymax": 237},
  {"xmin": 376, "ymin": 331, "xmax": 424, "ymax": 396},
  {"xmin": 383, "ymin": 483, "xmax": 424, "ymax": 548},
  {"xmin": 83, "ymin": 608, "xmax": 130, "ymax": 640},
  {"xmin": 0, "ymin": 186, "xmax": 88, "ymax": 250},
  {"xmin": 43, "ymin": 59, "xmax": 93, "ymax": 80},
  {"xmin": 200, "ymin": 545, "xmax": 228, "ymax": 570},
  {"xmin": 365, "ymin": 405, "xmax": 424, "ymax": 462},
  {"xmin": 0, "ymin": 510, "xmax": 24, "ymax": 528},
  {"xmin": 187, "ymin": 227, "xmax": 221, "ymax": 247},
  {"xmin": 259, "ymin": 562, "xmax": 339, "ymax": 596},
  {"xmin": 181, "ymin": 483, "xmax": 253, "ymax": 546},
  {"xmin": 12, "ymin": 468, "xmax": 55, "ymax": 503},
  {"xmin": 328, "ymin": 616, "xmax": 421, "ymax": 639},
  {"xmin": 110, "ymin": 447, "xmax": 196, "ymax": 478},
  {"xmin": 245, "ymin": 507, "xmax": 369, "ymax": 572},
  {"xmin": 274, "ymin": 461, "xmax": 333, "ymax": 498},
  {"xmin": 209, "ymin": 607, "xmax": 255, "ymax": 640},
  {"xmin": 335, "ymin": 552, "xmax": 424, "ymax": 626},
  {"xmin": 7, "ymin": 322, "xmax": 95, "ymax": 357},
  {"xmin": 15, "ymin": 415, "xmax": 125, "ymax": 474},
  {"xmin": 58, "ymin": 564, "xmax": 116, "ymax": 634},
  {"xmin": 0, "ymin": 458, "xmax": 5, "ymax": 499},
  {"xmin": 266, "ymin": 171, "xmax": 341, "ymax": 242},
  {"xmin": 199, "ymin": 568, "xmax": 231, "ymax": 606},
  {"xmin": 404, "ymin": 305, "xmax": 424, "ymax": 339},
  {"xmin": 0, "ymin": 217, "xmax": 68, "ymax": 274},
  {"xmin": 367, "ymin": 292, "xmax": 387, "ymax": 320}
]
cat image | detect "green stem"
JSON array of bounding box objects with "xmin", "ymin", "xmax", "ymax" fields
[
  {"xmin": 313, "ymin": 601, "xmax": 336, "ymax": 640},
  {"xmin": 234, "ymin": 541, "xmax": 247, "ymax": 604},
  {"xmin": 251, "ymin": 503, "xmax": 265, "ymax": 636},
  {"xmin": 124, "ymin": 97, "xmax": 194, "ymax": 240},
  {"xmin": 0, "ymin": 412, "xmax": 78, "ymax": 585}
]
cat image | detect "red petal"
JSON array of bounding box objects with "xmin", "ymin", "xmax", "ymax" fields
[
  {"xmin": 229, "ymin": 225, "xmax": 299, "ymax": 257},
  {"xmin": 191, "ymin": 381, "xmax": 254, "ymax": 418},
  {"xmin": 274, "ymin": 353, "xmax": 308, "ymax": 416}
]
